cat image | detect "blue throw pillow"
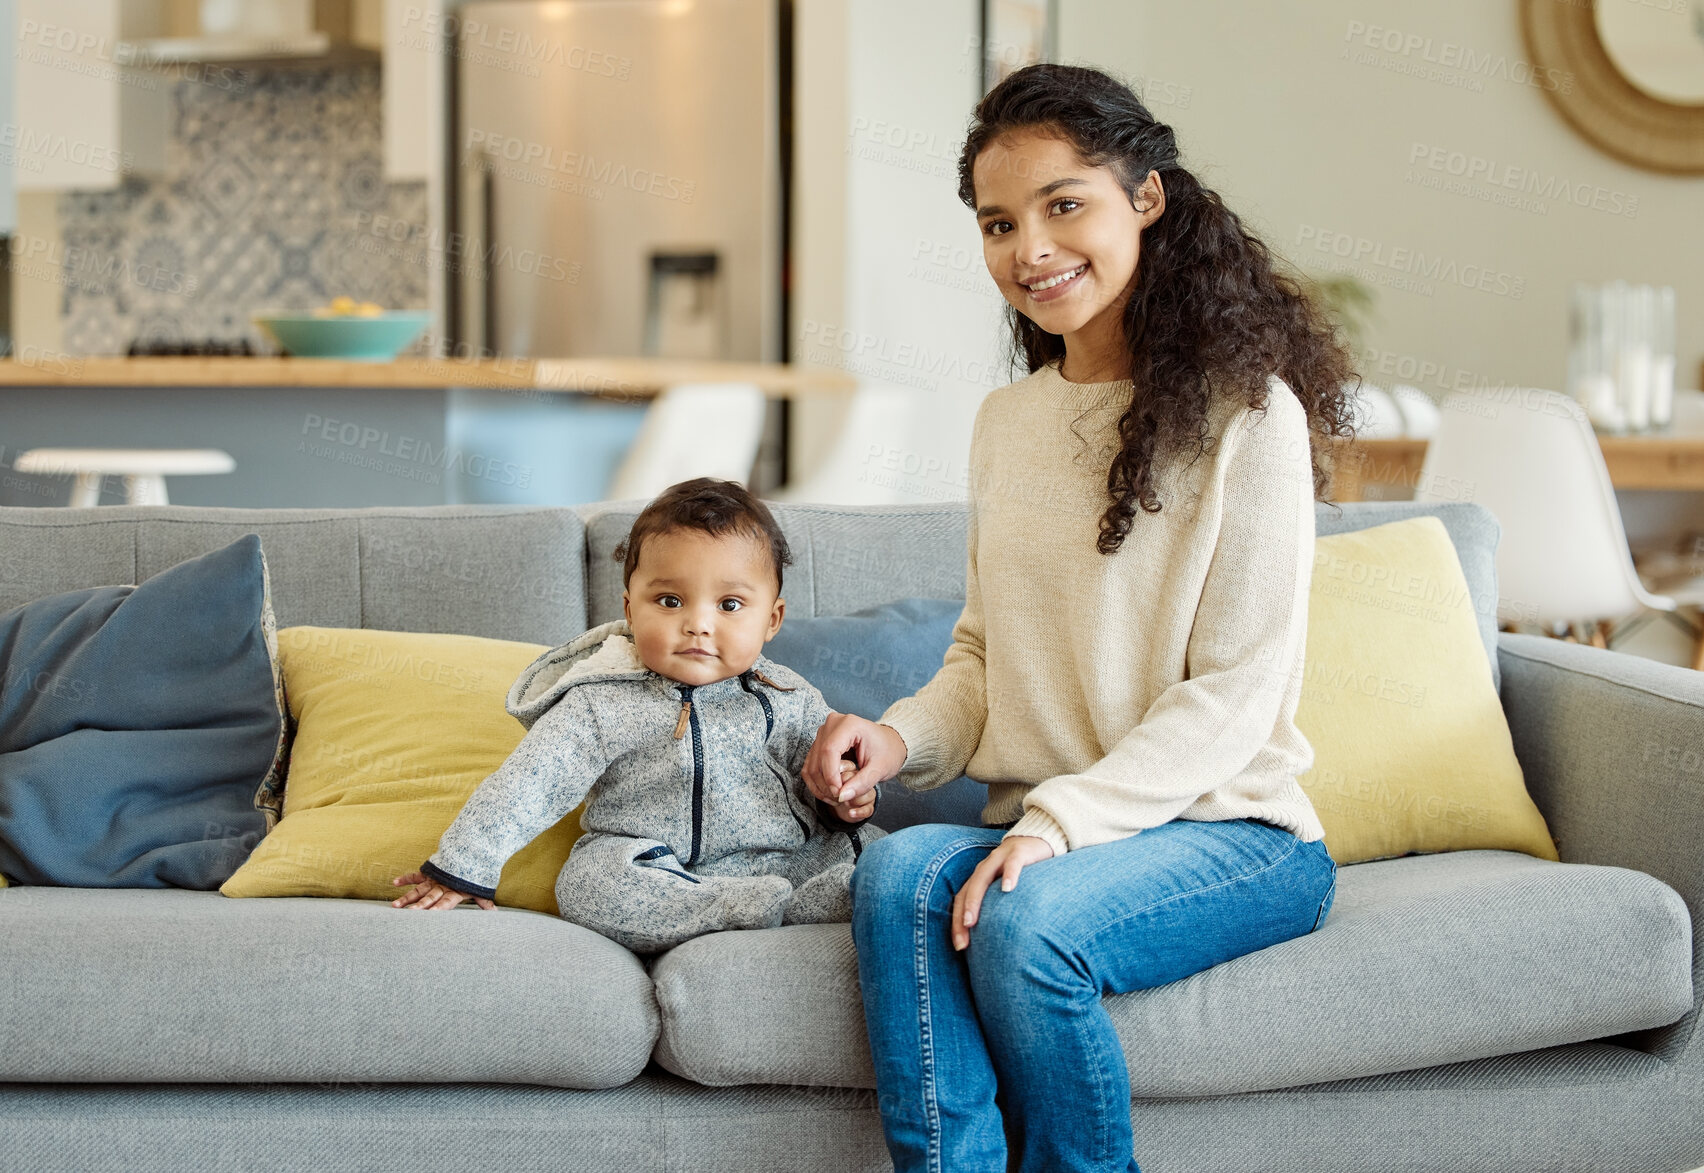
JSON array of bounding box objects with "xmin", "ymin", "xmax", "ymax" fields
[
  {"xmin": 0, "ymin": 535, "xmax": 287, "ymax": 888},
  {"xmin": 765, "ymin": 597, "xmax": 987, "ymax": 831}
]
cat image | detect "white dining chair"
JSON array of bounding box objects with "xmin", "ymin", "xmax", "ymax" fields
[
  {"xmin": 1350, "ymin": 382, "xmax": 1406, "ymax": 439},
  {"xmin": 1388, "ymin": 384, "xmax": 1441, "ymax": 439},
  {"xmin": 1413, "ymin": 388, "xmax": 1674, "ymax": 635},
  {"xmin": 773, "ymin": 382, "xmax": 979, "ymax": 506},
  {"xmin": 606, "ymin": 383, "xmax": 768, "ymax": 501}
]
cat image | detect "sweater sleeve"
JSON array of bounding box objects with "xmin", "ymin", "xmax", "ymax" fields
[
  {"xmin": 1007, "ymin": 385, "xmax": 1316, "ymax": 855},
  {"xmin": 876, "ymin": 436, "xmax": 991, "ymax": 792},
  {"xmin": 423, "ymin": 690, "xmax": 605, "ymax": 899}
]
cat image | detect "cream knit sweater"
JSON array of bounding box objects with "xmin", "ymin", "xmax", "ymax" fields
[{"xmin": 879, "ymin": 360, "xmax": 1326, "ymax": 858}]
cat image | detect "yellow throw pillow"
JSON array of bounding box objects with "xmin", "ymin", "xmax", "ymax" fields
[
  {"xmin": 221, "ymin": 627, "xmax": 580, "ymax": 914},
  {"xmin": 1297, "ymin": 516, "xmax": 1558, "ymax": 865}
]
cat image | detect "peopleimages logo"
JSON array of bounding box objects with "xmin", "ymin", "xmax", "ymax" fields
[
  {"xmin": 1342, "ymin": 20, "xmax": 1572, "ymax": 94},
  {"xmin": 1295, "ymin": 225, "xmax": 1526, "ymax": 300},
  {"xmin": 463, "ymin": 130, "xmax": 696, "ymax": 202},
  {"xmin": 0, "ymin": 124, "xmax": 128, "ymax": 173},
  {"xmin": 400, "ymin": 6, "xmax": 633, "ymax": 79},
  {"xmin": 798, "ymin": 320, "xmax": 1004, "ymax": 391},
  {"xmin": 298, "ymin": 414, "xmax": 532, "ymax": 489},
  {"xmin": 1407, "ymin": 142, "xmax": 1640, "ymax": 218}
]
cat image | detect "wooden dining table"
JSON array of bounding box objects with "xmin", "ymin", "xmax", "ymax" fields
[{"xmin": 1332, "ymin": 424, "xmax": 1704, "ymax": 502}]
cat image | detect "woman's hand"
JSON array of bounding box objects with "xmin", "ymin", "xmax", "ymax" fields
[
  {"xmin": 803, "ymin": 713, "xmax": 907, "ymax": 807},
  {"xmin": 390, "ymin": 871, "xmax": 496, "ymax": 911},
  {"xmin": 951, "ymin": 835, "xmax": 1056, "ymax": 951}
]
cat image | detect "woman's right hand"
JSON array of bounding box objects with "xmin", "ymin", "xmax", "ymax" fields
[{"xmin": 804, "ymin": 714, "xmax": 907, "ymax": 806}]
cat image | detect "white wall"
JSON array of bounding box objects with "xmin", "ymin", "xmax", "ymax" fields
[
  {"xmin": 1056, "ymin": 0, "xmax": 1704, "ymax": 402},
  {"xmin": 789, "ymin": 0, "xmax": 1007, "ymax": 503}
]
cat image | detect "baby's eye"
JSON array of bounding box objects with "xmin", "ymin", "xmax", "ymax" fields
[
  {"xmin": 658, "ymin": 595, "xmax": 681, "ymax": 608},
  {"xmin": 719, "ymin": 598, "xmax": 743, "ymax": 612}
]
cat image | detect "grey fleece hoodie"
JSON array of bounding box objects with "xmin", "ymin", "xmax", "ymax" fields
[{"xmin": 421, "ymin": 619, "xmax": 874, "ymax": 903}]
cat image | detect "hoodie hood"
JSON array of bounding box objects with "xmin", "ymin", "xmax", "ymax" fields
[{"xmin": 506, "ymin": 619, "xmax": 650, "ymax": 728}]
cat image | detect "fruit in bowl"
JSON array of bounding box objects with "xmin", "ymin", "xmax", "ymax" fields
[
  {"xmin": 312, "ymin": 296, "xmax": 385, "ymax": 318},
  {"xmin": 256, "ymin": 302, "xmax": 431, "ymax": 360}
]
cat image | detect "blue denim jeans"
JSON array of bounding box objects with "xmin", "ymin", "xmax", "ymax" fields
[{"xmin": 850, "ymin": 817, "xmax": 1337, "ymax": 1173}]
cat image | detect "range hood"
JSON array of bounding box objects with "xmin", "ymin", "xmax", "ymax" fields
[{"xmin": 120, "ymin": 0, "xmax": 378, "ymax": 66}]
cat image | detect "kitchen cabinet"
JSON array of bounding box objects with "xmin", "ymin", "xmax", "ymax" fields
[
  {"xmin": 11, "ymin": 0, "xmax": 394, "ymax": 191},
  {"xmin": 13, "ymin": 0, "xmax": 167, "ymax": 190},
  {"xmin": 382, "ymin": 0, "xmax": 441, "ymax": 181}
]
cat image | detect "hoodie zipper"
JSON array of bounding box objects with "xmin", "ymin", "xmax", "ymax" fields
[
  {"xmin": 740, "ymin": 673, "xmax": 809, "ymax": 842},
  {"xmin": 674, "ymin": 684, "xmax": 706, "ymax": 866}
]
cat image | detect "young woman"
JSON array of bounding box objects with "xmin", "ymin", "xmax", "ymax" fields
[{"xmin": 801, "ymin": 64, "xmax": 1357, "ymax": 1172}]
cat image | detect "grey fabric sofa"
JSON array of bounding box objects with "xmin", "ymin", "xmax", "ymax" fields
[{"xmin": 1, "ymin": 499, "xmax": 1700, "ymax": 1173}]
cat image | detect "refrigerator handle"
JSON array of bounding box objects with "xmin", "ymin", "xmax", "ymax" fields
[
  {"xmin": 455, "ymin": 148, "xmax": 498, "ymax": 357},
  {"xmin": 478, "ymin": 154, "xmax": 496, "ymax": 354}
]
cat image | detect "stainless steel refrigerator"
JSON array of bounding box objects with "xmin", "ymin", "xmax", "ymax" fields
[
  {"xmin": 450, "ymin": 0, "xmax": 782, "ymax": 364},
  {"xmin": 445, "ymin": 0, "xmax": 785, "ymax": 504}
]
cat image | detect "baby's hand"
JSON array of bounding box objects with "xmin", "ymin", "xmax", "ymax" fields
[
  {"xmin": 389, "ymin": 870, "xmax": 496, "ymax": 911},
  {"xmin": 828, "ymin": 760, "xmax": 876, "ymax": 822},
  {"xmin": 808, "ymin": 750, "xmax": 863, "ymax": 803}
]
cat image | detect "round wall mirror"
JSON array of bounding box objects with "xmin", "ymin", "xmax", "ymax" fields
[
  {"xmin": 1522, "ymin": 0, "xmax": 1704, "ymax": 173},
  {"xmin": 1595, "ymin": 0, "xmax": 1704, "ymax": 105}
]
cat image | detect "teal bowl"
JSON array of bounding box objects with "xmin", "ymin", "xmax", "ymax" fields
[{"xmin": 255, "ymin": 311, "xmax": 432, "ymax": 360}]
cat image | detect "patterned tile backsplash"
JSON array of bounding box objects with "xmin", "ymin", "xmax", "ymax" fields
[{"xmin": 57, "ymin": 64, "xmax": 428, "ymax": 356}]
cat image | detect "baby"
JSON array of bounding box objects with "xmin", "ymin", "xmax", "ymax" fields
[{"xmin": 391, "ymin": 477, "xmax": 881, "ymax": 954}]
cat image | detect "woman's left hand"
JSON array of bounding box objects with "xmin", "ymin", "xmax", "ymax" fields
[{"xmin": 952, "ymin": 835, "xmax": 1056, "ymax": 951}]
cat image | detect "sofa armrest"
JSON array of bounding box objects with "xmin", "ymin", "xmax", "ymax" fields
[
  {"xmin": 1498, "ymin": 632, "xmax": 1704, "ymax": 909},
  {"xmin": 1498, "ymin": 632, "xmax": 1704, "ymax": 1066}
]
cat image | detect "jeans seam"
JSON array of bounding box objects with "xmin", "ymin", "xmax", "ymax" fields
[
  {"xmin": 1077, "ymin": 989, "xmax": 1113, "ymax": 1169},
  {"xmin": 911, "ymin": 835, "xmax": 1000, "ymax": 1173},
  {"xmin": 1311, "ymin": 861, "xmax": 1338, "ymax": 932}
]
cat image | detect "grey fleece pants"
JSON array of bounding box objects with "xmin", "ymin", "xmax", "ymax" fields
[{"xmin": 555, "ymin": 825, "xmax": 884, "ymax": 955}]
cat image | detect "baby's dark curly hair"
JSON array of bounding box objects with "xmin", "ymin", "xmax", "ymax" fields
[
  {"xmin": 959, "ymin": 64, "xmax": 1358, "ymax": 554},
  {"xmin": 615, "ymin": 477, "xmax": 792, "ymax": 592}
]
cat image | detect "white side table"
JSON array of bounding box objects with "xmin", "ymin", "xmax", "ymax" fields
[{"xmin": 14, "ymin": 449, "xmax": 237, "ymax": 506}]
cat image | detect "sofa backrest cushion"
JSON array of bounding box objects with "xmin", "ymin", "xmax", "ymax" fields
[
  {"xmin": 0, "ymin": 506, "xmax": 587, "ymax": 646},
  {"xmin": 763, "ymin": 597, "xmax": 988, "ymax": 830},
  {"xmin": 578, "ymin": 501, "xmax": 972, "ymax": 624},
  {"xmin": 582, "ymin": 499, "xmax": 1498, "ymax": 677}
]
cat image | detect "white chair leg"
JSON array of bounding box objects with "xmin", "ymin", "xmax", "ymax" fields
[
  {"xmin": 69, "ymin": 473, "xmax": 103, "ymax": 508},
  {"xmin": 123, "ymin": 474, "xmax": 169, "ymax": 506}
]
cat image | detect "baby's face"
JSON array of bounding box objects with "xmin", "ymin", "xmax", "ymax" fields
[{"xmin": 622, "ymin": 527, "xmax": 785, "ymax": 687}]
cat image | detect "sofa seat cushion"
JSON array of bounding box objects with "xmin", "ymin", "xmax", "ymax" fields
[
  {"xmin": 651, "ymin": 850, "xmax": 1692, "ymax": 1096},
  {"xmin": 0, "ymin": 888, "xmax": 657, "ymax": 1090}
]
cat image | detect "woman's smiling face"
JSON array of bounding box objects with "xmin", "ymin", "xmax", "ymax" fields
[{"xmin": 972, "ymin": 128, "xmax": 1162, "ymax": 354}]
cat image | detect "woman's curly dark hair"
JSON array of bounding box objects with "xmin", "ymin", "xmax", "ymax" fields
[{"xmin": 959, "ymin": 64, "xmax": 1358, "ymax": 554}]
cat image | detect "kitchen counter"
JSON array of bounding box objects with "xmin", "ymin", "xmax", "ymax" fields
[
  {"xmin": 0, "ymin": 356, "xmax": 852, "ymax": 510},
  {"xmin": 0, "ymin": 357, "xmax": 855, "ymax": 397}
]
